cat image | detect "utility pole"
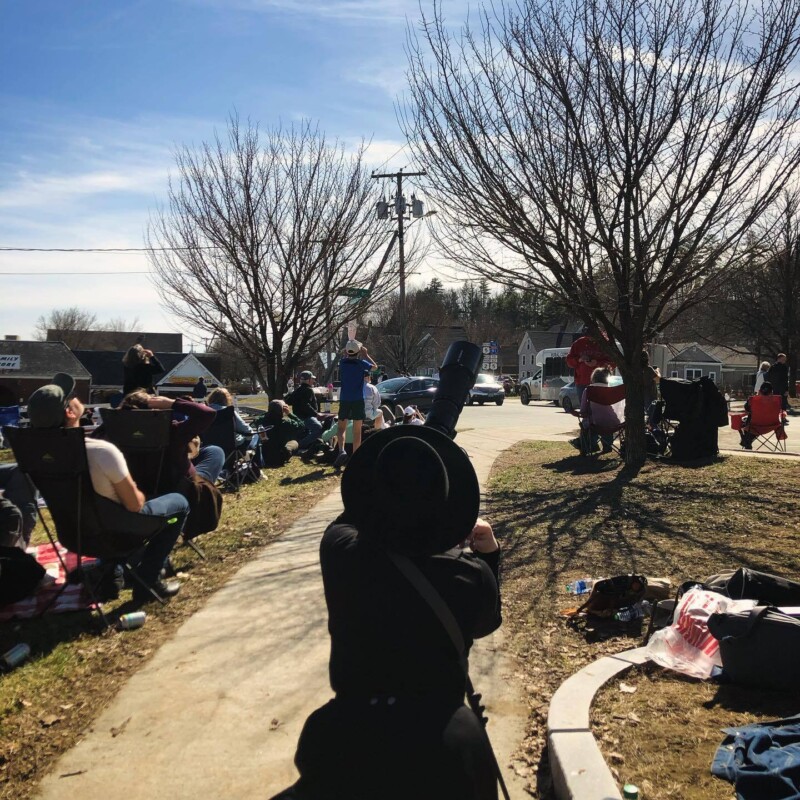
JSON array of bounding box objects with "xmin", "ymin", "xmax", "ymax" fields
[{"xmin": 372, "ymin": 168, "xmax": 427, "ymax": 373}]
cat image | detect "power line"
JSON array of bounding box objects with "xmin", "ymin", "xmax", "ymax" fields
[
  {"xmin": 0, "ymin": 246, "xmax": 213, "ymax": 253},
  {"xmin": 0, "ymin": 271, "xmax": 152, "ymax": 275}
]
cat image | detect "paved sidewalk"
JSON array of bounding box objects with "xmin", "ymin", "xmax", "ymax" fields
[{"xmin": 36, "ymin": 428, "xmax": 538, "ymax": 800}]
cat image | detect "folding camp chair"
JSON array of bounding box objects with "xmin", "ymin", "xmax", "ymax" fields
[
  {"xmin": 2, "ymin": 426, "xmax": 186, "ymax": 618},
  {"xmin": 98, "ymin": 408, "xmax": 173, "ymax": 496},
  {"xmin": 743, "ymin": 394, "xmax": 788, "ymax": 452},
  {"xmin": 99, "ymin": 408, "xmax": 206, "ymax": 559},
  {"xmin": 577, "ymin": 383, "xmax": 626, "ymax": 456},
  {"xmin": 200, "ymin": 406, "xmax": 257, "ymax": 492},
  {"xmin": 0, "ymin": 406, "xmax": 20, "ymax": 449}
]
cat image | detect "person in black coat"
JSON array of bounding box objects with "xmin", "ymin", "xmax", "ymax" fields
[
  {"xmin": 122, "ymin": 344, "xmax": 164, "ymax": 395},
  {"xmin": 286, "ymin": 425, "xmax": 502, "ymax": 800},
  {"xmin": 766, "ymin": 353, "xmax": 790, "ymax": 411}
]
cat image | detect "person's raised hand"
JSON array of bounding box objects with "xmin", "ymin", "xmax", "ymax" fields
[{"xmin": 469, "ymin": 517, "xmax": 499, "ymax": 553}]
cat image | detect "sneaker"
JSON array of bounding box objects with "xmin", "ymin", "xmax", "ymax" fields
[
  {"xmin": 333, "ymin": 451, "xmax": 349, "ymax": 468},
  {"xmin": 132, "ymin": 579, "xmax": 181, "ymax": 605}
]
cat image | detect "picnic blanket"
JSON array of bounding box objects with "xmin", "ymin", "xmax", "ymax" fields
[{"xmin": 0, "ymin": 543, "xmax": 97, "ymax": 620}]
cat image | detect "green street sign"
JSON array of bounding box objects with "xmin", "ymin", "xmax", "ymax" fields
[{"xmin": 339, "ymin": 287, "xmax": 371, "ymax": 299}]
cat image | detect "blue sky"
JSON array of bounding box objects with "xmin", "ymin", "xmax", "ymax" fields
[{"xmin": 0, "ymin": 0, "xmax": 461, "ymax": 345}]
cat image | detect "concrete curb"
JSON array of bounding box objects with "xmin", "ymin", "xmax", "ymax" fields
[{"xmin": 547, "ymin": 647, "xmax": 648, "ymax": 800}]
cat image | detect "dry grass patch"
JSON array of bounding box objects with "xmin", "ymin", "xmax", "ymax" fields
[
  {"xmin": 0, "ymin": 460, "xmax": 341, "ymax": 799},
  {"xmin": 486, "ymin": 441, "xmax": 800, "ymax": 798}
]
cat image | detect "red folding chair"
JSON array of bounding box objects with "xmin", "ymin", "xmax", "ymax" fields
[
  {"xmin": 745, "ymin": 394, "xmax": 788, "ymax": 452},
  {"xmin": 577, "ymin": 383, "xmax": 626, "ymax": 455}
]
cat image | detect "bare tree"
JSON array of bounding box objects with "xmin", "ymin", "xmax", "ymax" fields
[
  {"xmin": 404, "ymin": 0, "xmax": 800, "ymax": 463},
  {"xmin": 725, "ymin": 194, "xmax": 800, "ymax": 393},
  {"xmin": 369, "ymin": 287, "xmax": 454, "ymax": 373},
  {"xmin": 148, "ymin": 117, "xmax": 398, "ymax": 396},
  {"xmin": 35, "ymin": 307, "xmax": 98, "ymax": 349},
  {"xmin": 103, "ymin": 316, "xmax": 141, "ymax": 333}
]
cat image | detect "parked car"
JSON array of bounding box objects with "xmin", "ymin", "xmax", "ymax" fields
[
  {"xmin": 467, "ymin": 373, "xmax": 505, "ymax": 406},
  {"xmin": 558, "ymin": 375, "xmax": 623, "ymax": 413},
  {"xmin": 377, "ymin": 376, "xmax": 440, "ymax": 412},
  {"xmin": 519, "ymin": 369, "xmax": 542, "ymax": 404}
]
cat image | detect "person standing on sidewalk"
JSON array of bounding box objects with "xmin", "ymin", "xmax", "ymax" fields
[
  {"xmin": 333, "ymin": 341, "xmax": 376, "ymax": 468},
  {"xmin": 289, "ymin": 429, "xmax": 502, "ymax": 800}
]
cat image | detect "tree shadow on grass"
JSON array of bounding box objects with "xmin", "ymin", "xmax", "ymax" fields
[{"xmin": 486, "ymin": 452, "xmax": 799, "ymax": 615}]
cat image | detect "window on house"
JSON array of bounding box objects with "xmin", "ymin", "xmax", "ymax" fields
[
  {"xmin": 671, "ymin": 371, "xmax": 679, "ymax": 378},
  {"xmin": 708, "ymin": 372, "xmax": 716, "ymax": 382},
  {"xmin": 522, "ymin": 355, "xmax": 526, "ymax": 366},
  {"xmin": 686, "ymin": 368, "xmax": 702, "ymax": 380}
]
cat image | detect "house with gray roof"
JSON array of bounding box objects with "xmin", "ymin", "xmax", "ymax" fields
[
  {"xmin": 665, "ymin": 343, "xmax": 722, "ymax": 385},
  {"xmin": 0, "ymin": 340, "xmax": 91, "ymax": 407}
]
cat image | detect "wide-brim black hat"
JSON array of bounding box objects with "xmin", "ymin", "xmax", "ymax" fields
[{"xmin": 340, "ymin": 424, "xmax": 480, "ymax": 556}]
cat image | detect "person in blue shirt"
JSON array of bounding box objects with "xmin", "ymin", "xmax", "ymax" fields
[{"xmin": 334, "ymin": 340, "xmax": 376, "ymax": 468}]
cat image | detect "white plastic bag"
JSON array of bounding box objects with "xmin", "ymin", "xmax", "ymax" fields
[{"xmin": 645, "ymin": 588, "xmax": 756, "ymax": 679}]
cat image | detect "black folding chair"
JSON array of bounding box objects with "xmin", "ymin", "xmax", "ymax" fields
[
  {"xmin": 99, "ymin": 408, "xmax": 172, "ymax": 496},
  {"xmin": 200, "ymin": 406, "xmax": 257, "ymax": 492},
  {"xmin": 3, "ymin": 426, "xmax": 186, "ymax": 618},
  {"xmin": 99, "ymin": 408, "xmax": 206, "ymax": 559}
]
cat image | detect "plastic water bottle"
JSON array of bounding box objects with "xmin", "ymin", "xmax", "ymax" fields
[
  {"xmin": 614, "ymin": 601, "xmax": 650, "ymax": 622},
  {"xmin": 566, "ymin": 578, "xmax": 593, "ymax": 595}
]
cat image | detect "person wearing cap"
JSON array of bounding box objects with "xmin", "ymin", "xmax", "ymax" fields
[
  {"xmin": 402, "ymin": 405, "xmax": 425, "ymax": 425},
  {"xmin": 26, "ymin": 374, "xmax": 188, "ymax": 603},
  {"xmin": 290, "ymin": 427, "xmax": 502, "ymax": 799},
  {"xmin": 285, "ymin": 371, "xmax": 325, "ymax": 449},
  {"xmin": 334, "ymin": 340, "xmax": 377, "ymax": 468}
]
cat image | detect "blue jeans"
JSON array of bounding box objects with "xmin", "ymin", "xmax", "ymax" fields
[
  {"xmin": 0, "ymin": 463, "xmax": 38, "ymax": 547},
  {"xmin": 136, "ymin": 492, "xmax": 190, "ymax": 586},
  {"xmin": 193, "ymin": 445, "xmax": 225, "ymax": 483},
  {"xmin": 299, "ymin": 416, "xmax": 323, "ymax": 449}
]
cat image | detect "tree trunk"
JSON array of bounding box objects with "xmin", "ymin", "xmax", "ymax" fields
[{"xmin": 617, "ymin": 361, "xmax": 647, "ymax": 466}]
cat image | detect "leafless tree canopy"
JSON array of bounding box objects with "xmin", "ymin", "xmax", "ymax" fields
[
  {"xmin": 404, "ymin": 0, "xmax": 800, "ymax": 461},
  {"xmin": 148, "ymin": 118, "xmax": 397, "ymax": 396},
  {"xmin": 726, "ymin": 193, "xmax": 800, "ymax": 387},
  {"xmin": 34, "ymin": 307, "xmax": 99, "ymax": 348}
]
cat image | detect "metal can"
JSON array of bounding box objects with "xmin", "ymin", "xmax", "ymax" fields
[
  {"xmin": 1, "ymin": 643, "xmax": 31, "ymax": 671},
  {"xmin": 117, "ymin": 612, "xmax": 147, "ymax": 631}
]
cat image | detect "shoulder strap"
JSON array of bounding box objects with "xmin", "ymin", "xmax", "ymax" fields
[{"xmin": 387, "ymin": 552, "xmax": 467, "ymax": 669}]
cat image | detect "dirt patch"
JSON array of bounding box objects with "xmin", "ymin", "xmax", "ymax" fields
[
  {"xmin": 0, "ymin": 460, "xmax": 340, "ymax": 799},
  {"xmin": 486, "ymin": 441, "xmax": 800, "ymax": 798}
]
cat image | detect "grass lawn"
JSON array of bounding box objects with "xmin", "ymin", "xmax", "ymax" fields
[
  {"xmin": 0, "ymin": 459, "xmax": 341, "ymax": 800},
  {"xmin": 486, "ymin": 441, "xmax": 800, "ymax": 799}
]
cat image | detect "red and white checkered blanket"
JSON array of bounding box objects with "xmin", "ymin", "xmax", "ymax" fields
[{"xmin": 0, "ymin": 543, "xmax": 97, "ymax": 621}]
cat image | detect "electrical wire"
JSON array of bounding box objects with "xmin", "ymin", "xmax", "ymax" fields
[{"xmin": 0, "ymin": 271, "xmax": 151, "ymax": 275}]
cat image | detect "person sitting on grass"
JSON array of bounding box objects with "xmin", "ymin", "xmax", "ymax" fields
[
  {"xmin": 402, "ymin": 406, "xmax": 425, "ymax": 426},
  {"xmin": 28, "ymin": 374, "xmax": 187, "ymax": 604},
  {"xmin": 259, "ymin": 400, "xmax": 305, "ymax": 467}
]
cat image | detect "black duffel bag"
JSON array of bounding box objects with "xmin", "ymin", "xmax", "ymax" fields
[
  {"xmin": 724, "ymin": 568, "xmax": 800, "ymax": 606},
  {"xmin": 708, "ymin": 606, "xmax": 800, "ymax": 691}
]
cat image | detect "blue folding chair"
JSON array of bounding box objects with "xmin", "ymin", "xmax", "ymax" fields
[{"xmin": 0, "ymin": 406, "xmax": 20, "ymax": 449}]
